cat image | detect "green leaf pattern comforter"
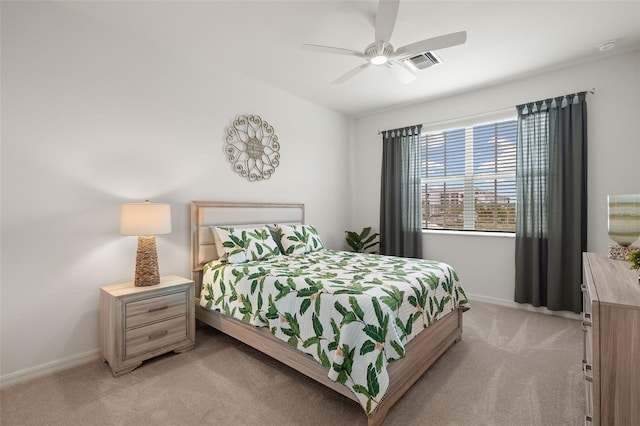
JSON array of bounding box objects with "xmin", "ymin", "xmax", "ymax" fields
[{"xmin": 200, "ymin": 249, "xmax": 468, "ymax": 415}]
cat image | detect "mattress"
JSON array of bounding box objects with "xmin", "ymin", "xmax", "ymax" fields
[{"xmin": 200, "ymin": 249, "xmax": 469, "ymax": 414}]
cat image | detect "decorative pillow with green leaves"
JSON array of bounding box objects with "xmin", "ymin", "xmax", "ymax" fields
[
  {"xmin": 213, "ymin": 226, "xmax": 281, "ymax": 263},
  {"xmin": 275, "ymin": 224, "xmax": 324, "ymax": 255}
]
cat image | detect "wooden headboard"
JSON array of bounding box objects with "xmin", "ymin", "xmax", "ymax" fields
[{"xmin": 190, "ymin": 201, "xmax": 305, "ymax": 297}]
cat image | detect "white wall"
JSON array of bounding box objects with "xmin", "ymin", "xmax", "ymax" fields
[
  {"xmin": 0, "ymin": 2, "xmax": 351, "ymax": 379},
  {"xmin": 353, "ymin": 51, "xmax": 640, "ymax": 302}
]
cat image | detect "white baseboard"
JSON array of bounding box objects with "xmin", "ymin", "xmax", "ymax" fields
[
  {"xmin": 467, "ymin": 293, "xmax": 581, "ymax": 321},
  {"xmin": 0, "ymin": 348, "xmax": 101, "ymax": 388}
]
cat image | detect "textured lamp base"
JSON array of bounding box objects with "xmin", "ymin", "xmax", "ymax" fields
[
  {"xmin": 134, "ymin": 236, "xmax": 160, "ymax": 286},
  {"xmin": 608, "ymin": 244, "xmax": 638, "ymax": 261}
]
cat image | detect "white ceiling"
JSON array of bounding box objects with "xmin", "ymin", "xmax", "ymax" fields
[{"xmin": 61, "ymin": 0, "xmax": 640, "ymax": 117}]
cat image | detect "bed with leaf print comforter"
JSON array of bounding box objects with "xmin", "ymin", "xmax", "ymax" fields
[{"xmin": 200, "ymin": 249, "xmax": 469, "ymax": 415}]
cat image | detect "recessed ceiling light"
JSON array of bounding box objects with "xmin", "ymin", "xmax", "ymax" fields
[{"xmin": 597, "ymin": 40, "xmax": 617, "ymax": 52}]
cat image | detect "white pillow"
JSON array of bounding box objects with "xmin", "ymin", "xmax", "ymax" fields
[
  {"xmin": 212, "ymin": 226, "xmax": 281, "ymax": 264},
  {"xmin": 275, "ymin": 224, "xmax": 324, "ymax": 255},
  {"xmin": 210, "ymin": 224, "xmax": 267, "ymax": 260}
]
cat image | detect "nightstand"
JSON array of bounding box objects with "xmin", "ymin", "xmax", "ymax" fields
[{"xmin": 100, "ymin": 275, "xmax": 195, "ymax": 376}]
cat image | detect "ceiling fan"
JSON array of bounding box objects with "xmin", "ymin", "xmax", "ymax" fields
[{"xmin": 302, "ymin": 0, "xmax": 467, "ymax": 85}]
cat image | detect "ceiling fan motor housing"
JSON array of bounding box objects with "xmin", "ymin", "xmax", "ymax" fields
[{"xmin": 365, "ymin": 43, "xmax": 394, "ymax": 61}]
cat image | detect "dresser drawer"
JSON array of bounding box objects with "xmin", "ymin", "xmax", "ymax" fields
[
  {"xmin": 125, "ymin": 291, "xmax": 187, "ymax": 329},
  {"xmin": 583, "ymin": 363, "xmax": 593, "ymax": 417},
  {"xmin": 582, "ymin": 312, "xmax": 593, "ymax": 364},
  {"xmin": 581, "ymin": 284, "xmax": 592, "ymax": 316},
  {"xmin": 581, "ymin": 285, "xmax": 591, "ymax": 364},
  {"xmin": 125, "ymin": 315, "xmax": 187, "ymax": 358}
]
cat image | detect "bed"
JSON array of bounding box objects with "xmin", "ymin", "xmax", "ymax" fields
[{"xmin": 190, "ymin": 201, "xmax": 468, "ymax": 425}]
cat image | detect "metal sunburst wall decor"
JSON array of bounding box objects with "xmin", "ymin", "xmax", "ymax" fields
[{"xmin": 225, "ymin": 114, "xmax": 280, "ymax": 181}]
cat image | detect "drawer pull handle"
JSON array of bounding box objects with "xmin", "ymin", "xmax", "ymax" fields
[
  {"xmin": 148, "ymin": 330, "xmax": 168, "ymax": 340},
  {"xmin": 584, "ymin": 415, "xmax": 592, "ymax": 425},
  {"xmin": 582, "ymin": 312, "xmax": 592, "ymax": 330},
  {"xmin": 581, "ymin": 284, "xmax": 586, "ymax": 292},
  {"xmin": 148, "ymin": 305, "xmax": 168, "ymax": 313},
  {"xmin": 583, "ymin": 363, "xmax": 593, "ymax": 382}
]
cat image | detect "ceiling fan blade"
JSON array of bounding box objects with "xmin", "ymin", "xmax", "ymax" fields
[
  {"xmin": 375, "ymin": 0, "xmax": 399, "ymax": 44},
  {"xmin": 394, "ymin": 31, "xmax": 467, "ymax": 57},
  {"xmin": 333, "ymin": 63, "xmax": 369, "ymax": 85},
  {"xmin": 387, "ymin": 60, "xmax": 416, "ymax": 84},
  {"xmin": 302, "ymin": 44, "xmax": 365, "ymax": 58}
]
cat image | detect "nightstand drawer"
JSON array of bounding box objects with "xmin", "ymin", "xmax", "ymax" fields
[
  {"xmin": 125, "ymin": 316, "xmax": 187, "ymax": 358},
  {"xmin": 125, "ymin": 291, "xmax": 187, "ymax": 329}
]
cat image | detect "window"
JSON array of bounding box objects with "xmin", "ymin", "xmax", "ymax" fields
[{"xmin": 422, "ymin": 115, "xmax": 517, "ymax": 232}]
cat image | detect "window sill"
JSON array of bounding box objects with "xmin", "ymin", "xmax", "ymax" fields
[{"xmin": 422, "ymin": 229, "xmax": 515, "ymax": 238}]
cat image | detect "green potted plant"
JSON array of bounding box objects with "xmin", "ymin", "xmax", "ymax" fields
[
  {"xmin": 627, "ymin": 249, "xmax": 640, "ymax": 284},
  {"xmin": 345, "ymin": 227, "xmax": 379, "ymax": 253}
]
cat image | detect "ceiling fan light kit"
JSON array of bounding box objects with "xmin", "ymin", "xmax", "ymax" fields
[{"xmin": 302, "ymin": 0, "xmax": 467, "ymax": 85}]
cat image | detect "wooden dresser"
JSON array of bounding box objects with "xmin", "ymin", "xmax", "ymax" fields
[{"xmin": 582, "ymin": 253, "xmax": 640, "ymax": 425}]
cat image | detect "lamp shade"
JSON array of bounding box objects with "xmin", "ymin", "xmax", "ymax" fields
[
  {"xmin": 120, "ymin": 201, "xmax": 171, "ymax": 236},
  {"xmin": 608, "ymin": 194, "xmax": 640, "ymax": 246}
]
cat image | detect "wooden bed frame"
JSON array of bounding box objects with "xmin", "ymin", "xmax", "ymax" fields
[{"xmin": 190, "ymin": 201, "xmax": 463, "ymax": 425}]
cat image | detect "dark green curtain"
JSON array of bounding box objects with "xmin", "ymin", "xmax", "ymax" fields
[
  {"xmin": 515, "ymin": 92, "xmax": 587, "ymax": 313},
  {"xmin": 380, "ymin": 125, "xmax": 423, "ymax": 258}
]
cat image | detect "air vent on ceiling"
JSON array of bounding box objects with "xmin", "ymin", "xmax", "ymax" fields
[{"xmin": 404, "ymin": 51, "xmax": 442, "ymax": 70}]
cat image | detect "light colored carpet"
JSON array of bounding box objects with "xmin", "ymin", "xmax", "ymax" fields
[{"xmin": 0, "ymin": 301, "xmax": 584, "ymax": 425}]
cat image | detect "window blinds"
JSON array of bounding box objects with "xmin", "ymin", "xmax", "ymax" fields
[{"xmin": 422, "ymin": 118, "xmax": 517, "ymax": 231}]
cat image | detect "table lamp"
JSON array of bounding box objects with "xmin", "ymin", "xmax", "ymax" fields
[
  {"xmin": 120, "ymin": 200, "xmax": 172, "ymax": 286},
  {"xmin": 608, "ymin": 194, "xmax": 640, "ymax": 260}
]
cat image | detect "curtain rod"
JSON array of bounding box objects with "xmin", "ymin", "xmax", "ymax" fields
[{"xmin": 376, "ymin": 88, "xmax": 596, "ymax": 135}]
